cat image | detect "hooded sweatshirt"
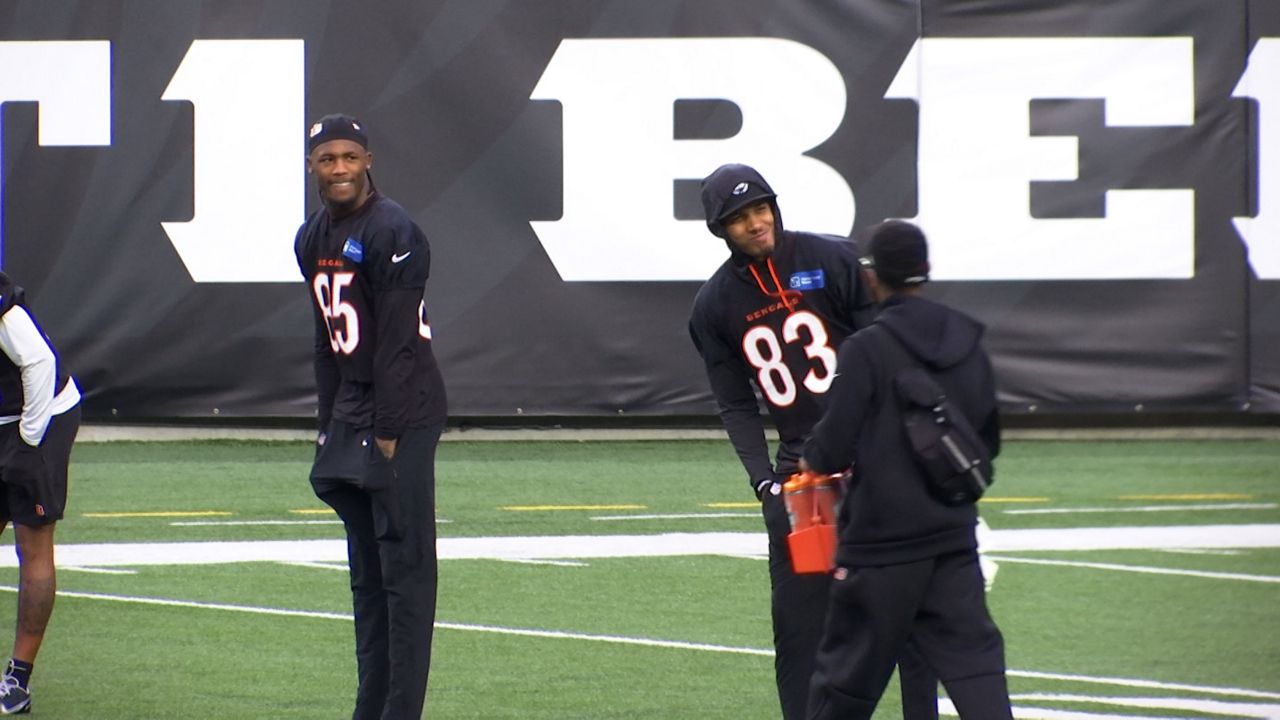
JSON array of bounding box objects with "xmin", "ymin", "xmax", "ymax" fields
[
  {"xmin": 803, "ymin": 293, "xmax": 1001, "ymax": 566},
  {"xmin": 689, "ymin": 166, "xmax": 874, "ymax": 492}
]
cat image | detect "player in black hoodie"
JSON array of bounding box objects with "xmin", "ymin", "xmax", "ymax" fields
[
  {"xmin": 802, "ymin": 220, "xmax": 1012, "ymax": 720},
  {"xmin": 689, "ymin": 165, "xmax": 937, "ymax": 720}
]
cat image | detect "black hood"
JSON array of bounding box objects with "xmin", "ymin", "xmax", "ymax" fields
[
  {"xmin": 700, "ymin": 164, "xmax": 785, "ymax": 264},
  {"xmin": 875, "ymin": 294, "xmax": 985, "ymax": 371},
  {"xmin": 700, "ymin": 164, "xmax": 781, "ymax": 238}
]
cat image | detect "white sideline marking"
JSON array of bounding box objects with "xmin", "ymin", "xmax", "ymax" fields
[
  {"xmin": 986, "ymin": 555, "xmax": 1280, "ymax": 584},
  {"xmin": 61, "ymin": 566, "xmax": 138, "ymax": 576},
  {"xmin": 987, "ymin": 525, "xmax": 1280, "ymax": 552},
  {"xmin": 280, "ymin": 561, "xmax": 347, "ymax": 572},
  {"xmin": 1158, "ymin": 548, "xmax": 1243, "ymax": 556},
  {"xmin": 2, "ymin": 583, "xmax": 1276, "ymax": 709},
  {"xmin": 1008, "ymin": 671, "xmax": 1280, "ymax": 700},
  {"xmin": 1007, "ymin": 693, "xmax": 1280, "ymax": 718},
  {"xmin": 946, "ymin": 698, "xmax": 1182, "ymax": 719},
  {"xmin": 1004, "ymin": 503, "xmax": 1276, "ymax": 515},
  {"xmin": 495, "ymin": 559, "xmax": 590, "ymax": 567},
  {"xmin": 3, "ymin": 524, "xmax": 1278, "ymax": 568}
]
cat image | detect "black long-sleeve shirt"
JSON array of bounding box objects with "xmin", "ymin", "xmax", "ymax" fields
[{"xmin": 295, "ymin": 192, "xmax": 446, "ymax": 438}]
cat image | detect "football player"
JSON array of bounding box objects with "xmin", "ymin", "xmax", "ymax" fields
[
  {"xmin": 295, "ymin": 114, "xmax": 447, "ymax": 720},
  {"xmin": 0, "ymin": 272, "xmax": 81, "ymax": 715}
]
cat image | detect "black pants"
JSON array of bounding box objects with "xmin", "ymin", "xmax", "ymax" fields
[
  {"xmin": 312, "ymin": 421, "xmax": 443, "ymax": 720},
  {"xmin": 806, "ymin": 550, "xmax": 1012, "ymax": 720},
  {"xmin": 763, "ymin": 492, "xmax": 938, "ymax": 720}
]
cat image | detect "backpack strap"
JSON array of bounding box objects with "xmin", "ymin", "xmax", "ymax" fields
[
  {"xmin": 869, "ymin": 323, "xmax": 951, "ymax": 413},
  {"xmin": 866, "ymin": 322, "xmax": 922, "ymax": 377}
]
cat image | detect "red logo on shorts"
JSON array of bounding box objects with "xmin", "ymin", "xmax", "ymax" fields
[{"xmin": 34, "ymin": 504, "xmax": 44, "ymax": 517}]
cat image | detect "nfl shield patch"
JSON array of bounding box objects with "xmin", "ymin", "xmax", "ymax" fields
[
  {"xmin": 789, "ymin": 269, "xmax": 825, "ymax": 290},
  {"xmin": 342, "ymin": 237, "xmax": 364, "ymax": 263}
]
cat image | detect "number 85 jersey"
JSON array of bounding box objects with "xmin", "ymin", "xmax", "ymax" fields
[
  {"xmin": 295, "ymin": 192, "xmax": 447, "ymax": 438},
  {"xmin": 689, "ymin": 231, "xmax": 872, "ymax": 482}
]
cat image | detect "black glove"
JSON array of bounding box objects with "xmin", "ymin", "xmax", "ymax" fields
[{"xmin": 754, "ymin": 474, "xmax": 786, "ymax": 501}]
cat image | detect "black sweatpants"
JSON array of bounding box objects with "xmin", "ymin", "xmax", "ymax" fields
[
  {"xmin": 806, "ymin": 550, "xmax": 1012, "ymax": 720},
  {"xmin": 312, "ymin": 421, "xmax": 444, "ymax": 720},
  {"xmin": 763, "ymin": 492, "xmax": 938, "ymax": 720}
]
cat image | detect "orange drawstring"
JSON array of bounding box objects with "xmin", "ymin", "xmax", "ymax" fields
[{"xmin": 749, "ymin": 258, "xmax": 803, "ymax": 312}]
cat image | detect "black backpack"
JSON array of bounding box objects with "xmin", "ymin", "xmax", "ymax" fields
[{"xmin": 876, "ymin": 326, "xmax": 994, "ymax": 506}]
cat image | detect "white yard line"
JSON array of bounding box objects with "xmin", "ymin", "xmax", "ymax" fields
[
  {"xmin": 1003, "ymin": 503, "xmax": 1276, "ymax": 515},
  {"xmin": 1007, "ymin": 671, "xmax": 1280, "ymax": 701},
  {"xmin": 986, "ymin": 525, "xmax": 1280, "ymax": 552},
  {"xmin": 1157, "ymin": 548, "xmax": 1243, "ymax": 556},
  {"xmin": 279, "ymin": 561, "xmax": 348, "ymax": 571},
  {"xmin": 985, "ymin": 555, "xmax": 1280, "ymax": 584},
  {"xmin": 1006, "ymin": 693, "xmax": 1280, "ymax": 718},
  {"xmin": 4, "ymin": 524, "xmax": 1277, "ymax": 569},
  {"xmin": 60, "ymin": 566, "xmax": 138, "ymax": 575},
  {"xmin": 2, "ymin": 582, "xmax": 1275, "ymax": 710}
]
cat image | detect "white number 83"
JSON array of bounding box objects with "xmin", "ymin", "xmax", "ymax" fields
[{"xmin": 742, "ymin": 311, "xmax": 837, "ymax": 407}]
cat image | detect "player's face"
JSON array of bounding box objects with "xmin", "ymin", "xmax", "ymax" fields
[
  {"xmin": 722, "ymin": 200, "xmax": 776, "ymax": 260},
  {"xmin": 307, "ymin": 139, "xmax": 373, "ymax": 211}
]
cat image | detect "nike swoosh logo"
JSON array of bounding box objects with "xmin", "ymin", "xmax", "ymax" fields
[{"xmin": 391, "ymin": 251, "xmax": 412, "ymax": 263}]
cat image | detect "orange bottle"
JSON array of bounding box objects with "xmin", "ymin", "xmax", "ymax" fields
[
  {"xmin": 783, "ymin": 472, "xmax": 813, "ymax": 531},
  {"xmin": 786, "ymin": 470, "xmax": 838, "ymax": 574},
  {"xmin": 811, "ymin": 473, "xmax": 839, "ymax": 526}
]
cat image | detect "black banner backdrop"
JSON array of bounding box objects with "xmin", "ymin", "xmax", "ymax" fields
[{"xmin": 0, "ymin": 0, "xmax": 1276, "ymax": 421}]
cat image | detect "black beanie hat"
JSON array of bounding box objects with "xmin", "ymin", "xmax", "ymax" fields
[
  {"xmin": 307, "ymin": 114, "xmax": 368, "ymax": 154},
  {"xmin": 864, "ymin": 220, "xmax": 930, "ymax": 288}
]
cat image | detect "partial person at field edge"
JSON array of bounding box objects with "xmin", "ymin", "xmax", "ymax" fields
[{"xmin": 0, "ymin": 272, "xmax": 82, "ymax": 715}]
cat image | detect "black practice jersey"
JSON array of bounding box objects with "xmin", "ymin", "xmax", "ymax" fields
[
  {"xmin": 689, "ymin": 231, "xmax": 873, "ymax": 490},
  {"xmin": 295, "ymin": 192, "xmax": 447, "ymax": 438}
]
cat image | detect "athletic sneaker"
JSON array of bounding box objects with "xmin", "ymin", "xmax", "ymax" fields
[{"xmin": 0, "ymin": 675, "xmax": 30, "ymax": 714}]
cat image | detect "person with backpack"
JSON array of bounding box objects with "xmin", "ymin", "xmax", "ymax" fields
[{"xmin": 800, "ymin": 220, "xmax": 1013, "ymax": 720}]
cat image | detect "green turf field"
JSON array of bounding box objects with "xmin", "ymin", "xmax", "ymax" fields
[{"xmin": 0, "ymin": 439, "xmax": 1276, "ymax": 718}]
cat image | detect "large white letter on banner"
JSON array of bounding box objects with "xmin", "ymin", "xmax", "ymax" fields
[
  {"xmin": 531, "ymin": 38, "xmax": 853, "ymax": 281},
  {"xmin": 888, "ymin": 38, "xmax": 1195, "ymax": 280},
  {"xmin": 0, "ymin": 41, "xmax": 111, "ymax": 266},
  {"xmin": 162, "ymin": 40, "xmax": 304, "ymax": 282},
  {"xmin": 1233, "ymin": 38, "xmax": 1280, "ymax": 280}
]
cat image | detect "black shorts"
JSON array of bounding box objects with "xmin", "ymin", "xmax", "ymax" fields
[{"xmin": 0, "ymin": 405, "xmax": 81, "ymax": 526}]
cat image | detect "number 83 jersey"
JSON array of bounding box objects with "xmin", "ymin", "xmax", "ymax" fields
[
  {"xmin": 689, "ymin": 231, "xmax": 873, "ymax": 447},
  {"xmin": 295, "ymin": 192, "xmax": 447, "ymax": 437}
]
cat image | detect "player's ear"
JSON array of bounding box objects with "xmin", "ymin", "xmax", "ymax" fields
[
  {"xmin": 305, "ymin": 157, "xmax": 313, "ymax": 174},
  {"xmin": 365, "ymin": 151, "xmax": 373, "ymax": 169}
]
